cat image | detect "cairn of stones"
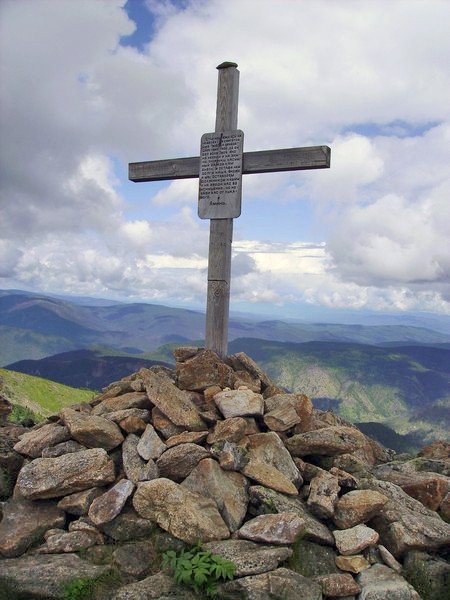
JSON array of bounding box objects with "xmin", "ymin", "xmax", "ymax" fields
[{"xmin": 1, "ymin": 348, "xmax": 449, "ymax": 599}]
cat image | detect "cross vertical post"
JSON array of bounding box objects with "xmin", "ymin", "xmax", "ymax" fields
[
  {"xmin": 205, "ymin": 63, "xmax": 240, "ymax": 358},
  {"xmin": 128, "ymin": 63, "xmax": 330, "ymax": 361}
]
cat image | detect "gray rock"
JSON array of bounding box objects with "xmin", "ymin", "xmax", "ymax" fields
[
  {"xmin": 13, "ymin": 423, "xmax": 70, "ymax": 458},
  {"xmin": 137, "ymin": 424, "xmax": 167, "ymax": 460},
  {"xmin": 357, "ymin": 563, "xmax": 421, "ymax": 599},
  {"xmin": 221, "ymin": 567, "xmax": 323, "ymax": 600},
  {"xmin": 247, "ymin": 432, "xmax": 302, "ymax": 486},
  {"xmin": 16, "ymin": 447, "xmax": 116, "ymax": 499},
  {"xmin": 182, "ymin": 457, "xmax": 248, "ymax": 532},
  {"xmin": 122, "ymin": 433, "xmax": 159, "ymax": 484},
  {"xmin": 41, "ymin": 439, "xmax": 87, "ymax": 457},
  {"xmin": 156, "ymin": 443, "xmax": 209, "ymax": 482},
  {"xmin": 403, "ymin": 550, "xmax": 450, "ymax": 600},
  {"xmin": 203, "ymin": 539, "xmax": 293, "ymax": 577},
  {"xmin": 333, "ymin": 524, "xmax": 379, "ymax": 556},
  {"xmin": 214, "ymin": 388, "xmax": 264, "ymax": 418},
  {"xmin": 57, "ymin": 487, "xmax": 103, "ymax": 515},
  {"xmin": 0, "ymin": 498, "xmax": 65, "ymax": 557},
  {"xmin": 111, "ymin": 571, "xmax": 197, "ymax": 600},
  {"xmin": 0, "ymin": 553, "xmax": 111, "ymax": 600},
  {"xmin": 60, "ymin": 407, "xmax": 124, "ymax": 450},
  {"xmin": 39, "ymin": 529, "xmax": 102, "ymax": 553},
  {"xmin": 133, "ymin": 478, "xmax": 230, "ymax": 543},
  {"xmin": 112, "ymin": 541, "xmax": 157, "ymax": 579},
  {"xmin": 288, "ymin": 538, "xmax": 339, "ymax": 577},
  {"xmin": 248, "ymin": 485, "xmax": 335, "ymax": 545},
  {"xmin": 88, "ymin": 478, "xmax": 135, "ymax": 525},
  {"xmin": 99, "ymin": 507, "xmax": 155, "ymax": 542}
]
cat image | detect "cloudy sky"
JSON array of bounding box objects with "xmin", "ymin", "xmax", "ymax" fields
[{"xmin": 1, "ymin": 0, "xmax": 450, "ymax": 318}]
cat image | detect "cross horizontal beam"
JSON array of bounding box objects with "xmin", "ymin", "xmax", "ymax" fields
[{"xmin": 129, "ymin": 145, "xmax": 330, "ymax": 182}]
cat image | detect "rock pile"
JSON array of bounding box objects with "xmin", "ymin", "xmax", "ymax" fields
[{"xmin": 1, "ymin": 348, "xmax": 449, "ymax": 599}]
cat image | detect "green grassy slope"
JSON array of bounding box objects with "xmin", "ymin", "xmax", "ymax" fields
[{"xmin": 0, "ymin": 368, "xmax": 94, "ymax": 421}]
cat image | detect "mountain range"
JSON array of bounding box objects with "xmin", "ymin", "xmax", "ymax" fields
[
  {"xmin": 2, "ymin": 289, "xmax": 449, "ymax": 450},
  {"xmin": 2, "ymin": 289, "xmax": 450, "ymax": 366}
]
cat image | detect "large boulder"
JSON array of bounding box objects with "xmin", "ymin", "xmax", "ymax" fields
[
  {"xmin": 176, "ymin": 349, "xmax": 235, "ymax": 391},
  {"xmin": 0, "ymin": 554, "xmax": 111, "ymax": 600},
  {"xmin": 203, "ymin": 539, "xmax": 293, "ymax": 577},
  {"xmin": 248, "ymin": 485, "xmax": 335, "ymax": 546},
  {"xmin": 357, "ymin": 563, "xmax": 421, "ymax": 600},
  {"xmin": 359, "ymin": 477, "xmax": 450, "ymax": 557},
  {"xmin": 16, "ymin": 447, "xmax": 115, "ymax": 500},
  {"xmin": 60, "ymin": 407, "xmax": 124, "ymax": 450},
  {"xmin": 182, "ymin": 457, "xmax": 248, "ymax": 532},
  {"xmin": 141, "ymin": 370, "xmax": 205, "ymax": 431},
  {"xmin": 133, "ymin": 478, "xmax": 230, "ymax": 544},
  {"xmin": 13, "ymin": 423, "xmax": 70, "ymax": 458}
]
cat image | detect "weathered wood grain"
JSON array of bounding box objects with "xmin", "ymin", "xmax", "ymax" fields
[
  {"xmin": 204, "ymin": 64, "xmax": 239, "ymax": 358},
  {"xmin": 129, "ymin": 146, "xmax": 330, "ymax": 182}
]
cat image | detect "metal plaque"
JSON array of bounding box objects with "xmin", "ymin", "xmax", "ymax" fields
[{"xmin": 198, "ymin": 130, "xmax": 244, "ymax": 219}]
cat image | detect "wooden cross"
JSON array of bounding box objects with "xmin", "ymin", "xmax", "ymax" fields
[{"xmin": 129, "ymin": 62, "xmax": 330, "ymax": 358}]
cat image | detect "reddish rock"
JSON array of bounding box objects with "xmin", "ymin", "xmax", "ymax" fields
[
  {"xmin": 207, "ymin": 417, "xmax": 252, "ymax": 444},
  {"xmin": 307, "ymin": 470, "xmax": 340, "ymax": 519},
  {"xmin": 265, "ymin": 393, "xmax": 313, "ymax": 433},
  {"xmin": 417, "ymin": 441, "xmax": 450, "ymax": 459},
  {"xmin": 176, "ymin": 349, "xmax": 235, "ymax": 391},
  {"xmin": 166, "ymin": 430, "xmax": 208, "ymax": 447},
  {"xmin": 152, "ymin": 407, "xmax": 184, "ymax": 439},
  {"xmin": 333, "ymin": 489, "xmax": 389, "ymax": 529},
  {"xmin": 60, "ymin": 407, "xmax": 124, "ymax": 451},
  {"xmin": 142, "ymin": 370, "xmax": 205, "ymax": 431},
  {"xmin": 286, "ymin": 425, "xmax": 370, "ymax": 457},
  {"xmin": 118, "ymin": 416, "xmax": 147, "ymax": 434},
  {"xmin": 263, "ymin": 404, "xmax": 301, "ymax": 432},
  {"xmin": 314, "ymin": 573, "xmax": 361, "ymax": 597},
  {"xmin": 91, "ymin": 392, "xmax": 150, "ymax": 416},
  {"xmin": 236, "ymin": 512, "xmax": 305, "ymax": 545}
]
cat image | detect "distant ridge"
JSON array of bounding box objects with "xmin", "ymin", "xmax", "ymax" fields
[{"xmin": 2, "ymin": 289, "xmax": 450, "ymax": 366}]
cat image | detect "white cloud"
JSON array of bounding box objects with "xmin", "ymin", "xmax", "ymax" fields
[{"xmin": 1, "ymin": 0, "xmax": 450, "ymax": 315}]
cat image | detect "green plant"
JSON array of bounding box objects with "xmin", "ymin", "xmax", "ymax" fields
[
  {"xmin": 60, "ymin": 577, "xmax": 95, "ymax": 600},
  {"xmin": 9, "ymin": 404, "xmax": 38, "ymax": 424},
  {"xmin": 162, "ymin": 542, "xmax": 236, "ymax": 597}
]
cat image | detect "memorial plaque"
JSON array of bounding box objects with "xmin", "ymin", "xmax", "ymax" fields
[{"xmin": 198, "ymin": 130, "xmax": 244, "ymax": 219}]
